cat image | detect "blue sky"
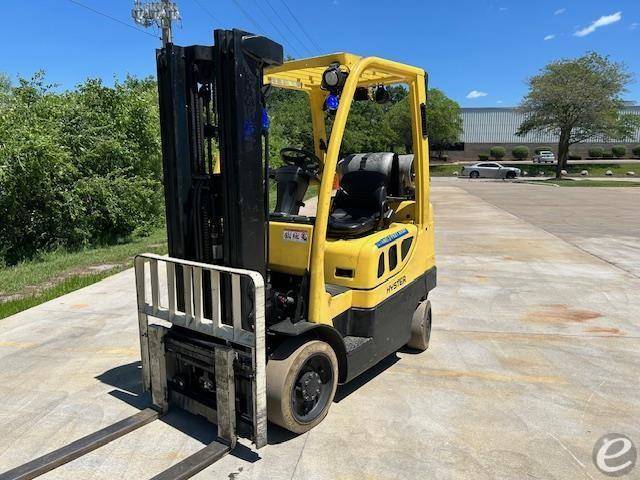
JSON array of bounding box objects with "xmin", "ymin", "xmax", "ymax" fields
[{"xmin": 2, "ymin": 0, "xmax": 639, "ymax": 107}]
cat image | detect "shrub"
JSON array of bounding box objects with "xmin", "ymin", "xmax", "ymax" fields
[
  {"xmin": 478, "ymin": 154, "xmax": 489, "ymax": 161},
  {"xmin": 512, "ymin": 146, "xmax": 529, "ymax": 160},
  {"xmin": 602, "ymin": 152, "xmax": 614, "ymax": 159},
  {"xmin": 0, "ymin": 73, "xmax": 164, "ymax": 265},
  {"xmin": 535, "ymin": 146, "xmax": 552, "ymax": 154},
  {"xmin": 490, "ymin": 146, "xmax": 506, "ymax": 160},
  {"xmin": 72, "ymin": 173, "xmax": 163, "ymax": 244},
  {"xmin": 568, "ymin": 153, "xmax": 582, "ymax": 160},
  {"xmin": 588, "ymin": 147, "xmax": 604, "ymax": 158},
  {"xmin": 611, "ymin": 146, "xmax": 626, "ymax": 158},
  {"xmin": 633, "ymin": 145, "xmax": 640, "ymax": 158}
]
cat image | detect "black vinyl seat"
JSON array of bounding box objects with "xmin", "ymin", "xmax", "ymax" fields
[{"xmin": 327, "ymin": 170, "xmax": 388, "ymax": 238}]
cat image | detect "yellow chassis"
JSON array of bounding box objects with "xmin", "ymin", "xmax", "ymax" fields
[{"xmin": 265, "ymin": 53, "xmax": 435, "ymax": 326}]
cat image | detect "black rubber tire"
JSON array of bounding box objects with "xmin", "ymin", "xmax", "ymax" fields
[
  {"xmin": 470, "ymin": 171, "xmax": 480, "ymax": 179},
  {"xmin": 266, "ymin": 340, "xmax": 338, "ymax": 434},
  {"xmin": 407, "ymin": 300, "xmax": 432, "ymax": 351},
  {"xmin": 506, "ymin": 171, "xmax": 516, "ymax": 179}
]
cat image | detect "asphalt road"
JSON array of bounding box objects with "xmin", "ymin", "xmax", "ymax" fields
[{"xmin": 0, "ymin": 181, "xmax": 638, "ymax": 479}]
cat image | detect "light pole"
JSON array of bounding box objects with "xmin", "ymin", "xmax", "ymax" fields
[{"xmin": 132, "ymin": 0, "xmax": 181, "ymax": 46}]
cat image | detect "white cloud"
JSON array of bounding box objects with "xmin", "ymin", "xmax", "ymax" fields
[
  {"xmin": 554, "ymin": 8, "xmax": 566, "ymax": 16},
  {"xmin": 496, "ymin": 100, "xmax": 503, "ymax": 104},
  {"xmin": 631, "ymin": 22, "xmax": 638, "ymax": 30},
  {"xmin": 466, "ymin": 90, "xmax": 488, "ymax": 99},
  {"xmin": 544, "ymin": 34, "xmax": 556, "ymax": 40},
  {"xmin": 499, "ymin": 7, "xmax": 507, "ymax": 11},
  {"xmin": 574, "ymin": 11, "xmax": 622, "ymax": 37}
]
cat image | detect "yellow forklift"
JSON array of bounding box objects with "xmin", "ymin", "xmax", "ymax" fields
[
  {"xmin": 264, "ymin": 54, "xmax": 436, "ymax": 432},
  {"xmin": 0, "ymin": 29, "xmax": 435, "ymax": 480}
]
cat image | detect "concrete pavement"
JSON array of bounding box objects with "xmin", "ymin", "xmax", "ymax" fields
[
  {"xmin": 0, "ymin": 181, "xmax": 639, "ymax": 479},
  {"xmin": 452, "ymin": 177, "xmax": 640, "ymax": 277}
]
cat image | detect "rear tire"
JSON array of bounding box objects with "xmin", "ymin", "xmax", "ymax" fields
[
  {"xmin": 470, "ymin": 171, "xmax": 480, "ymax": 179},
  {"xmin": 407, "ymin": 300, "xmax": 432, "ymax": 351},
  {"xmin": 266, "ymin": 340, "xmax": 338, "ymax": 434}
]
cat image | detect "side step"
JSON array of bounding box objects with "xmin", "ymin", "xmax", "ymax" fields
[{"xmin": 0, "ymin": 408, "xmax": 160, "ymax": 480}]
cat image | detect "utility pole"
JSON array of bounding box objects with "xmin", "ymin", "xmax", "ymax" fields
[
  {"xmin": 160, "ymin": 0, "xmax": 173, "ymax": 45},
  {"xmin": 132, "ymin": 0, "xmax": 181, "ymax": 46}
]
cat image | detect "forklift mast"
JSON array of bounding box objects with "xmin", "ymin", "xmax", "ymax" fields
[{"xmin": 157, "ymin": 29, "xmax": 283, "ymax": 280}]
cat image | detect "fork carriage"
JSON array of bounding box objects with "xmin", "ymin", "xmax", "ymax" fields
[{"xmin": 135, "ymin": 253, "xmax": 267, "ymax": 449}]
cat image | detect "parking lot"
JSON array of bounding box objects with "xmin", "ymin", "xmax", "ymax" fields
[{"xmin": 0, "ymin": 179, "xmax": 638, "ymax": 479}]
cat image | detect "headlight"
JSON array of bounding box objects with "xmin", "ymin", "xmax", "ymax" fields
[{"xmin": 321, "ymin": 63, "xmax": 347, "ymax": 92}]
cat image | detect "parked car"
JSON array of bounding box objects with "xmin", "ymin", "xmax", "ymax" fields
[
  {"xmin": 533, "ymin": 151, "xmax": 556, "ymax": 163},
  {"xmin": 461, "ymin": 162, "xmax": 521, "ymax": 179}
]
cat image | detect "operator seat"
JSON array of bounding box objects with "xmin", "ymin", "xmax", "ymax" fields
[{"xmin": 327, "ymin": 170, "xmax": 389, "ymax": 238}]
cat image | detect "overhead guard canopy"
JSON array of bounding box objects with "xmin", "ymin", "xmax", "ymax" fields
[{"xmin": 264, "ymin": 52, "xmax": 424, "ymax": 91}]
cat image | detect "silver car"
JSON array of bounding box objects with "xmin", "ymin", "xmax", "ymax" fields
[
  {"xmin": 461, "ymin": 162, "xmax": 521, "ymax": 179},
  {"xmin": 533, "ymin": 151, "xmax": 556, "ymax": 163}
]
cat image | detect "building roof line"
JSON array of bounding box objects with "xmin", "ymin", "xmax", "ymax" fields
[{"xmin": 459, "ymin": 106, "xmax": 640, "ymax": 143}]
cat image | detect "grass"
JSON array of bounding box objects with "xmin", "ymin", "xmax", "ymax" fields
[
  {"xmin": 429, "ymin": 162, "xmax": 639, "ymax": 178},
  {"xmin": 531, "ymin": 179, "xmax": 640, "ymax": 188},
  {"xmin": 0, "ymin": 270, "xmax": 122, "ymax": 319},
  {"xmin": 516, "ymin": 163, "xmax": 636, "ymax": 177},
  {"xmin": 0, "ymin": 227, "xmax": 168, "ymax": 320},
  {"xmin": 430, "ymin": 164, "xmax": 462, "ymax": 176},
  {"xmin": 0, "ymin": 183, "xmax": 320, "ymax": 320},
  {"xmin": 268, "ymin": 182, "xmax": 319, "ymax": 209}
]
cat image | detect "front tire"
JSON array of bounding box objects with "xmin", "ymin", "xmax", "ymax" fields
[
  {"xmin": 407, "ymin": 300, "xmax": 432, "ymax": 351},
  {"xmin": 506, "ymin": 171, "xmax": 516, "ymax": 179},
  {"xmin": 470, "ymin": 171, "xmax": 480, "ymax": 179},
  {"xmin": 266, "ymin": 340, "xmax": 338, "ymax": 434}
]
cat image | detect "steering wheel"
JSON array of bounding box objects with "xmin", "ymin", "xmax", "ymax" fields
[{"xmin": 280, "ymin": 148, "xmax": 321, "ymax": 178}]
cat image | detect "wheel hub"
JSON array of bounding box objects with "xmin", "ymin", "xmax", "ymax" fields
[{"xmin": 299, "ymin": 371, "xmax": 322, "ymax": 401}]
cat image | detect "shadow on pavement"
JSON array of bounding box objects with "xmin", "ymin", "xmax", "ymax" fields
[
  {"xmin": 96, "ymin": 351, "xmax": 403, "ymax": 449},
  {"xmin": 334, "ymin": 352, "xmax": 400, "ymax": 403},
  {"xmin": 96, "ymin": 361, "xmax": 260, "ymax": 462}
]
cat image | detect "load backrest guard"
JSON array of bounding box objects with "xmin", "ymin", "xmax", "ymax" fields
[{"xmin": 135, "ymin": 253, "xmax": 268, "ymax": 448}]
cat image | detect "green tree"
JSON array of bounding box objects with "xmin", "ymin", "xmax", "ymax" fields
[
  {"xmin": 387, "ymin": 88, "xmax": 462, "ymax": 157},
  {"xmin": 0, "ymin": 73, "xmax": 9, "ymax": 90},
  {"xmin": 0, "ymin": 72, "xmax": 163, "ymax": 264},
  {"xmin": 386, "ymin": 96, "xmax": 412, "ymax": 153},
  {"xmin": 425, "ymin": 88, "xmax": 463, "ymax": 157},
  {"xmin": 267, "ymin": 88, "xmax": 313, "ymax": 166},
  {"xmin": 517, "ymin": 52, "xmax": 640, "ymax": 178},
  {"xmin": 341, "ymin": 100, "xmax": 395, "ymax": 155},
  {"xmin": 0, "ymin": 73, "xmax": 10, "ymax": 107}
]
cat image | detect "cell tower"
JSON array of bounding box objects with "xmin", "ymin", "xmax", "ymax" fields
[{"xmin": 132, "ymin": 0, "xmax": 181, "ymax": 45}]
